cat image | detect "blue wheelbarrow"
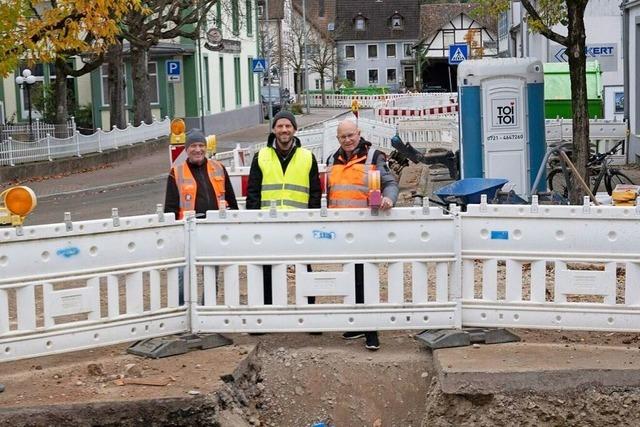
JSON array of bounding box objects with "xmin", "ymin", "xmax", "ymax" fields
[{"xmin": 434, "ymin": 178, "xmax": 527, "ymax": 210}]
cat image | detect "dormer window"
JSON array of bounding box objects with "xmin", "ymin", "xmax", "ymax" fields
[
  {"xmin": 354, "ymin": 13, "xmax": 366, "ymax": 31},
  {"xmin": 390, "ymin": 12, "xmax": 404, "ymax": 30}
]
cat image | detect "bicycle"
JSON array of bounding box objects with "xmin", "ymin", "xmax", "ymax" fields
[{"xmin": 547, "ymin": 139, "xmax": 634, "ymax": 197}]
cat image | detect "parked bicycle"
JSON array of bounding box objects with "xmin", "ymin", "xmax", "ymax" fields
[{"xmin": 547, "ymin": 140, "xmax": 634, "ymax": 197}]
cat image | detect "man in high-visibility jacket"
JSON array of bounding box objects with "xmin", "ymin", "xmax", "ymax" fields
[
  {"xmin": 247, "ymin": 111, "xmax": 321, "ymax": 307},
  {"xmin": 326, "ymin": 119, "xmax": 399, "ymax": 351},
  {"xmin": 165, "ymin": 129, "xmax": 238, "ymax": 305},
  {"xmin": 165, "ymin": 129, "xmax": 238, "ymax": 219}
]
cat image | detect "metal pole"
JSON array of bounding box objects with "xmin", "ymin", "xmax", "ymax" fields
[
  {"xmin": 302, "ymin": 0, "xmax": 310, "ymax": 114},
  {"xmin": 447, "ymin": 66, "xmax": 452, "ymax": 93},
  {"xmin": 26, "ymin": 84, "xmax": 33, "ymax": 140},
  {"xmin": 266, "ymin": 0, "xmax": 273, "ymax": 128},
  {"xmin": 197, "ymin": 12, "xmax": 206, "ymax": 132}
]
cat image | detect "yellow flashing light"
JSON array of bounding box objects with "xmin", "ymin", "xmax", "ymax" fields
[
  {"xmin": 206, "ymin": 134, "xmax": 217, "ymax": 157},
  {"xmin": 0, "ymin": 186, "xmax": 37, "ymax": 226},
  {"xmin": 170, "ymin": 118, "xmax": 186, "ymax": 145}
]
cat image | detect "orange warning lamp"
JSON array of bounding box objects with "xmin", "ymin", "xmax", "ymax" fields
[
  {"xmin": 206, "ymin": 134, "xmax": 217, "ymax": 157},
  {"xmin": 0, "ymin": 186, "xmax": 37, "ymax": 226},
  {"xmin": 170, "ymin": 118, "xmax": 186, "ymax": 145}
]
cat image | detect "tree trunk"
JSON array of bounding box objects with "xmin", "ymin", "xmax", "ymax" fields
[
  {"xmin": 130, "ymin": 45, "xmax": 153, "ymax": 125},
  {"xmin": 319, "ymin": 70, "xmax": 326, "ymax": 107},
  {"xmin": 566, "ymin": 1, "xmax": 589, "ymax": 203},
  {"xmin": 107, "ymin": 40, "xmax": 127, "ymax": 129},
  {"xmin": 53, "ymin": 57, "xmax": 68, "ymax": 133}
]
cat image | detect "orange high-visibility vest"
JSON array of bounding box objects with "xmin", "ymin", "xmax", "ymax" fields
[
  {"xmin": 172, "ymin": 159, "xmax": 226, "ymax": 219},
  {"xmin": 327, "ymin": 149, "xmax": 376, "ymax": 208}
]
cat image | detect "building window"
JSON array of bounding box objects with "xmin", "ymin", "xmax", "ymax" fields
[
  {"xmin": 315, "ymin": 79, "xmax": 321, "ymax": 90},
  {"xmin": 355, "ymin": 17, "xmax": 365, "ymax": 31},
  {"xmin": 219, "ymin": 57, "xmax": 225, "ymax": 110},
  {"xmin": 443, "ymin": 30, "xmax": 454, "ymax": 49},
  {"xmin": 148, "ymin": 62, "xmax": 159, "ymax": 104},
  {"xmin": 390, "ymin": 13, "xmax": 403, "ymax": 30},
  {"xmin": 247, "ymin": 57, "xmax": 255, "ymax": 103},
  {"xmin": 404, "ymin": 43, "xmax": 413, "ymax": 58},
  {"xmin": 345, "ymin": 45, "xmax": 355, "ymax": 59},
  {"xmin": 368, "ymin": 69, "xmax": 378, "ymax": 85},
  {"xmin": 246, "ymin": 0, "xmax": 253, "ymax": 35},
  {"xmin": 345, "ymin": 69, "xmax": 355, "ymax": 84},
  {"xmin": 100, "ymin": 64, "xmax": 127, "ymax": 107},
  {"xmin": 367, "ymin": 44, "xmax": 378, "ymax": 59},
  {"xmin": 386, "ymin": 43, "xmax": 396, "ymax": 58},
  {"xmin": 234, "ymin": 57, "xmax": 242, "ymax": 106},
  {"xmin": 204, "ymin": 57, "xmax": 211, "ymax": 112},
  {"xmin": 319, "ymin": 0, "xmax": 325, "ymax": 17},
  {"xmin": 232, "ymin": 0, "xmax": 239, "ymax": 35},
  {"xmin": 386, "ymin": 68, "xmax": 396, "ymax": 83},
  {"xmin": 257, "ymin": 4, "xmax": 264, "ymax": 17}
]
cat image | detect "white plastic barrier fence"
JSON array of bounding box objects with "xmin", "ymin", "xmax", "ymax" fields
[
  {"xmin": 3, "ymin": 201, "xmax": 640, "ymax": 362},
  {"xmin": 545, "ymin": 118, "xmax": 629, "ymax": 164},
  {"xmin": 461, "ymin": 197, "xmax": 640, "ymax": 331},
  {"xmin": 0, "ymin": 117, "xmax": 170, "ymax": 166},
  {"xmin": 0, "ymin": 211, "xmax": 187, "ymax": 362}
]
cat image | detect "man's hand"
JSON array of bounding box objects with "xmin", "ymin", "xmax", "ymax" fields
[{"xmin": 380, "ymin": 197, "xmax": 393, "ymax": 210}]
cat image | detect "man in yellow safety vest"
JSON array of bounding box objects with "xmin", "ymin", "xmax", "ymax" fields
[{"xmin": 246, "ymin": 111, "xmax": 321, "ymax": 308}]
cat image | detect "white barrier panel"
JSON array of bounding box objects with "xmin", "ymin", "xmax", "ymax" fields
[
  {"xmin": 0, "ymin": 213, "xmax": 188, "ymax": 362},
  {"xmin": 460, "ymin": 202, "xmax": 640, "ymax": 332},
  {"xmin": 5, "ymin": 202, "xmax": 640, "ymax": 362},
  {"xmin": 192, "ymin": 207, "xmax": 459, "ymax": 334}
]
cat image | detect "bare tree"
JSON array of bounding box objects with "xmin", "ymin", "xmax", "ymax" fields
[
  {"xmin": 308, "ymin": 32, "xmax": 336, "ymax": 106},
  {"xmin": 280, "ymin": 13, "xmax": 312, "ymax": 103},
  {"xmin": 121, "ymin": 0, "xmax": 220, "ymax": 125}
]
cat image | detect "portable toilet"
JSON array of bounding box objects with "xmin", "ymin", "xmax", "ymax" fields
[{"xmin": 457, "ymin": 57, "xmax": 546, "ymax": 196}]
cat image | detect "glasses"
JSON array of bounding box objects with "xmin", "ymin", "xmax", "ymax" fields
[{"xmin": 338, "ymin": 132, "xmax": 358, "ymax": 141}]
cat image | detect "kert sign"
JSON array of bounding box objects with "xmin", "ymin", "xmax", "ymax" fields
[
  {"xmin": 252, "ymin": 58, "xmax": 267, "ymax": 73},
  {"xmin": 166, "ymin": 60, "xmax": 182, "ymax": 83},
  {"xmin": 448, "ymin": 43, "xmax": 468, "ymax": 65}
]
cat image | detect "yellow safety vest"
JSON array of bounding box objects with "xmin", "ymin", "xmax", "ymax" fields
[{"xmin": 258, "ymin": 146, "xmax": 312, "ymax": 210}]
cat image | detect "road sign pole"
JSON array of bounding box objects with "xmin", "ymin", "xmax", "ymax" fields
[{"xmin": 448, "ymin": 66, "xmax": 452, "ymax": 92}]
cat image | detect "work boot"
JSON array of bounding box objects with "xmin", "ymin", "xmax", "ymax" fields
[
  {"xmin": 342, "ymin": 331, "xmax": 365, "ymax": 340},
  {"xmin": 365, "ymin": 332, "xmax": 380, "ymax": 351}
]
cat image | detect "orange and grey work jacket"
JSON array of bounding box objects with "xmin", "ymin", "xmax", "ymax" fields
[
  {"xmin": 327, "ymin": 148, "xmax": 376, "ymax": 208},
  {"xmin": 172, "ymin": 159, "xmax": 226, "ymax": 219}
]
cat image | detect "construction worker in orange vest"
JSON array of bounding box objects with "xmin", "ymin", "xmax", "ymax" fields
[
  {"xmin": 165, "ymin": 129, "xmax": 238, "ymax": 220},
  {"xmin": 326, "ymin": 119, "xmax": 399, "ymax": 351},
  {"xmin": 164, "ymin": 129, "xmax": 238, "ymax": 305}
]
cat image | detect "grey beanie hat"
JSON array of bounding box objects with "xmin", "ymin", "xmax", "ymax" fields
[
  {"xmin": 272, "ymin": 110, "xmax": 297, "ymax": 130},
  {"xmin": 185, "ymin": 129, "xmax": 207, "ymax": 149}
]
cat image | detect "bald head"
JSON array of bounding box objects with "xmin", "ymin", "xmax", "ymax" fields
[{"xmin": 336, "ymin": 120, "xmax": 361, "ymax": 156}]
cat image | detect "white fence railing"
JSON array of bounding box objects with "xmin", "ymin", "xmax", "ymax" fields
[
  {"xmin": 0, "ymin": 117, "xmax": 171, "ymax": 166},
  {"xmin": 215, "ymin": 117, "xmax": 454, "ymax": 170},
  {"xmin": 545, "ymin": 118, "xmax": 629, "ymax": 164},
  {"xmin": 3, "ymin": 201, "xmax": 640, "ymax": 362},
  {"xmin": 307, "ymin": 92, "xmax": 458, "ymax": 109},
  {"xmin": 1, "ymin": 118, "xmax": 76, "ymax": 142}
]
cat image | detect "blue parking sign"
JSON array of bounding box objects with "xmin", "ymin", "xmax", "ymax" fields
[
  {"xmin": 448, "ymin": 44, "xmax": 468, "ymax": 65},
  {"xmin": 166, "ymin": 60, "xmax": 182, "ymax": 82}
]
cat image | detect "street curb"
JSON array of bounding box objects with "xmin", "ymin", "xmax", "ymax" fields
[{"xmin": 38, "ymin": 173, "xmax": 168, "ymax": 201}]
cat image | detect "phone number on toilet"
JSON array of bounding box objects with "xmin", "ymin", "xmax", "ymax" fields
[{"xmin": 486, "ymin": 134, "xmax": 524, "ymax": 142}]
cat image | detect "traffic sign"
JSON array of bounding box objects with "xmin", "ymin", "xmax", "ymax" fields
[
  {"xmin": 448, "ymin": 43, "xmax": 468, "ymax": 65},
  {"xmin": 252, "ymin": 58, "xmax": 267, "ymax": 73},
  {"xmin": 166, "ymin": 60, "xmax": 182, "ymax": 83}
]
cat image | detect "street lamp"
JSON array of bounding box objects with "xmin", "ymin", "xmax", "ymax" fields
[{"xmin": 15, "ymin": 68, "xmax": 36, "ymax": 140}]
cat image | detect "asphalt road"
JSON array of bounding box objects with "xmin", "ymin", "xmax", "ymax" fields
[{"xmin": 28, "ymin": 178, "xmax": 167, "ymax": 226}]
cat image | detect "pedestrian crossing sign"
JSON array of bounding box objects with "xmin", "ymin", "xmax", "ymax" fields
[
  {"xmin": 252, "ymin": 58, "xmax": 267, "ymax": 73},
  {"xmin": 448, "ymin": 43, "xmax": 469, "ymax": 65}
]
